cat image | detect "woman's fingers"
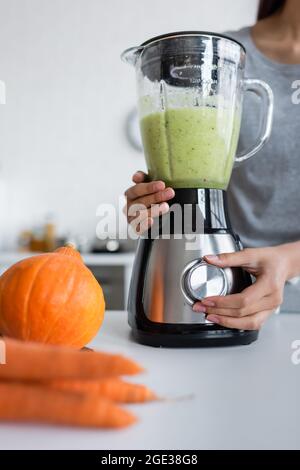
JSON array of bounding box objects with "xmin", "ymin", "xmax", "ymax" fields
[
  {"xmin": 203, "ymin": 249, "xmax": 256, "ymax": 269},
  {"xmin": 125, "ymin": 181, "xmax": 166, "ymax": 200},
  {"xmin": 191, "ymin": 246, "xmax": 285, "ymax": 329},
  {"xmin": 124, "ymin": 171, "xmax": 175, "ymax": 229},
  {"xmin": 194, "ymin": 293, "xmax": 280, "ymax": 317},
  {"xmin": 124, "ymin": 172, "xmax": 175, "ymax": 228},
  {"xmin": 195, "ymin": 277, "xmax": 270, "ymax": 311},
  {"xmin": 132, "ymin": 171, "xmax": 147, "ymax": 184},
  {"xmin": 128, "ymin": 202, "xmax": 170, "ymax": 223},
  {"xmin": 193, "ymin": 273, "xmax": 283, "ymax": 318},
  {"xmin": 126, "ymin": 188, "xmax": 175, "ymax": 213},
  {"xmin": 139, "ymin": 188, "xmax": 174, "ymax": 207},
  {"xmin": 128, "ymin": 203, "xmax": 170, "ymax": 235},
  {"xmin": 205, "ymin": 309, "xmax": 273, "ymax": 330}
]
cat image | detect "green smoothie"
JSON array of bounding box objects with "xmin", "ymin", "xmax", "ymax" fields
[{"xmin": 140, "ymin": 106, "xmax": 240, "ymax": 189}]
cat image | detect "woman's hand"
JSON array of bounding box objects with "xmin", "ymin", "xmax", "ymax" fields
[
  {"xmin": 193, "ymin": 245, "xmax": 294, "ymax": 330},
  {"xmin": 124, "ymin": 171, "xmax": 175, "ymax": 234}
]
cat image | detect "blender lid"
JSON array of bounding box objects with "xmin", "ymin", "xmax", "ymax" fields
[
  {"xmin": 140, "ymin": 31, "xmax": 246, "ymax": 53},
  {"xmin": 122, "ymin": 30, "xmax": 246, "ymax": 85},
  {"xmin": 121, "ymin": 30, "xmax": 246, "ymax": 67}
]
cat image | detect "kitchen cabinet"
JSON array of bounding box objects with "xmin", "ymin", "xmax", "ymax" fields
[{"xmin": 89, "ymin": 265, "xmax": 125, "ymax": 310}]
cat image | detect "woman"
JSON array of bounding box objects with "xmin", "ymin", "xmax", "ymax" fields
[{"xmin": 125, "ymin": 0, "xmax": 300, "ymax": 330}]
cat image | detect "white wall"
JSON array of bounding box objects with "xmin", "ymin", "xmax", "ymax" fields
[{"xmin": 0, "ymin": 0, "xmax": 258, "ymax": 249}]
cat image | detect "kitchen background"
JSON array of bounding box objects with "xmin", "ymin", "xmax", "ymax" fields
[{"xmin": 0, "ymin": 0, "xmax": 258, "ymax": 308}]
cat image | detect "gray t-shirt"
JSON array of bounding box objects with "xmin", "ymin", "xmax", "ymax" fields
[{"xmin": 226, "ymin": 27, "xmax": 300, "ymax": 312}]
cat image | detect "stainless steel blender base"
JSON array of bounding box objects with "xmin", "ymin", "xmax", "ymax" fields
[
  {"xmin": 127, "ymin": 189, "xmax": 259, "ymax": 347},
  {"xmin": 142, "ymin": 234, "xmax": 250, "ymax": 324},
  {"xmin": 128, "ymin": 234, "xmax": 258, "ymax": 347}
]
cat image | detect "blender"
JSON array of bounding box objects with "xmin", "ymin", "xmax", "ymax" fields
[{"xmin": 122, "ymin": 32, "xmax": 273, "ymax": 347}]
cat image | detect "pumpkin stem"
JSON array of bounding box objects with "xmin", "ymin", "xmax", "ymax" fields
[
  {"xmin": 65, "ymin": 242, "xmax": 77, "ymax": 250},
  {"xmin": 55, "ymin": 244, "xmax": 82, "ymax": 260}
]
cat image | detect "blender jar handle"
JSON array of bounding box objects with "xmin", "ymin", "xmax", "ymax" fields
[{"xmin": 235, "ymin": 78, "xmax": 274, "ymax": 163}]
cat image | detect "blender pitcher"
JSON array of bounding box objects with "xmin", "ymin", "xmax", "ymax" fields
[
  {"xmin": 122, "ymin": 31, "xmax": 273, "ymax": 188},
  {"xmin": 122, "ymin": 32, "xmax": 274, "ymax": 348}
]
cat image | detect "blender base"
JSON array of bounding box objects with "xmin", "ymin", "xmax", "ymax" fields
[
  {"xmin": 131, "ymin": 327, "xmax": 259, "ymax": 348},
  {"xmin": 128, "ymin": 189, "xmax": 260, "ymax": 348}
]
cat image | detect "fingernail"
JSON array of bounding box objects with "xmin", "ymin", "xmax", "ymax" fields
[
  {"xmin": 205, "ymin": 255, "xmax": 220, "ymax": 263},
  {"xmin": 133, "ymin": 171, "xmax": 143, "ymax": 180},
  {"xmin": 153, "ymin": 181, "xmax": 165, "ymax": 191},
  {"xmin": 159, "ymin": 202, "xmax": 169, "ymax": 214},
  {"xmin": 206, "ymin": 315, "xmax": 220, "ymax": 324},
  {"xmin": 164, "ymin": 188, "xmax": 175, "ymax": 198},
  {"xmin": 202, "ymin": 299, "xmax": 215, "ymax": 307},
  {"xmin": 192, "ymin": 304, "xmax": 206, "ymax": 313}
]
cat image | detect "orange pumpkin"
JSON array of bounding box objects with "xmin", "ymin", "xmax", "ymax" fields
[{"xmin": 0, "ymin": 245, "xmax": 105, "ymax": 348}]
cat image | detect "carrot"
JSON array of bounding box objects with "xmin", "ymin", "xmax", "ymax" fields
[
  {"xmin": 0, "ymin": 337, "xmax": 143, "ymax": 381},
  {"xmin": 47, "ymin": 377, "xmax": 157, "ymax": 403},
  {"xmin": 0, "ymin": 382, "xmax": 136, "ymax": 428}
]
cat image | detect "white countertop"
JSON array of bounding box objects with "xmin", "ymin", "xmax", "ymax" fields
[{"xmin": 0, "ymin": 311, "xmax": 300, "ymax": 450}]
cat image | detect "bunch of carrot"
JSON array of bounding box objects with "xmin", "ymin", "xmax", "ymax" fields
[{"xmin": 0, "ymin": 337, "xmax": 157, "ymax": 429}]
